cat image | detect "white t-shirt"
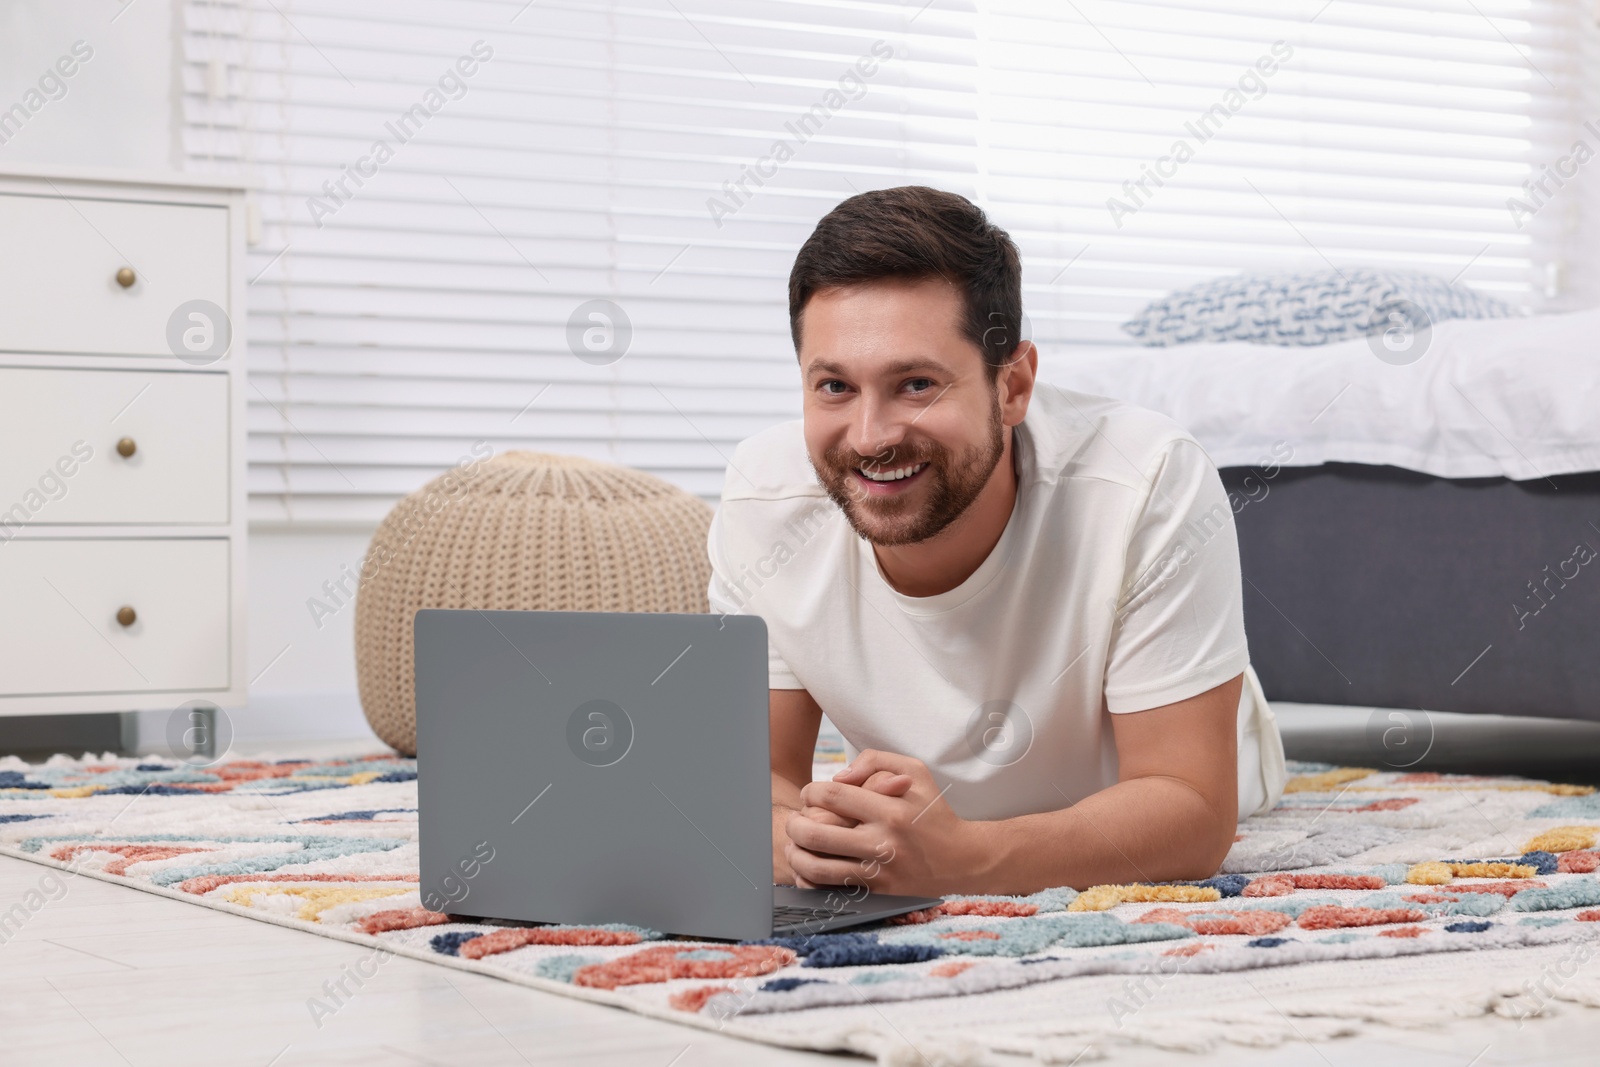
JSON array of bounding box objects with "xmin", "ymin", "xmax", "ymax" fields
[{"xmin": 706, "ymin": 385, "xmax": 1286, "ymax": 822}]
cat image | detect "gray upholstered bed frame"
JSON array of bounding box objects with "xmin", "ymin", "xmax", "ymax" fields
[{"xmin": 1220, "ymin": 463, "xmax": 1600, "ymax": 724}]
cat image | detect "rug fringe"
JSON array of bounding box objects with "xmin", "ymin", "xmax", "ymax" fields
[
  {"xmin": 842, "ymin": 1029, "xmax": 993, "ymax": 1066},
  {"xmin": 956, "ymin": 974, "xmax": 1600, "ymax": 1062}
]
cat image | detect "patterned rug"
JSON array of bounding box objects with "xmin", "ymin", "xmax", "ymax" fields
[{"xmin": 5, "ymin": 750, "xmax": 1600, "ymax": 1063}]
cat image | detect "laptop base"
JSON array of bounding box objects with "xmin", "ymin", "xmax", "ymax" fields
[
  {"xmin": 446, "ymin": 884, "xmax": 941, "ymax": 940},
  {"xmin": 769, "ymin": 884, "xmax": 940, "ymax": 936}
]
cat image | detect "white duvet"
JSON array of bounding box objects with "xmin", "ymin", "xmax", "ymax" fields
[{"xmin": 1043, "ymin": 306, "xmax": 1600, "ymax": 481}]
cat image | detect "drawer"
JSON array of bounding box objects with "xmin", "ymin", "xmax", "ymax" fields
[
  {"xmin": 0, "ymin": 193, "xmax": 229, "ymax": 358},
  {"xmin": 0, "ymin": 367, "xmax": 228, "ymax": 525},
  {"xmin": 0, "ymin": 539, "xmax": 230, "ymax": 696}
]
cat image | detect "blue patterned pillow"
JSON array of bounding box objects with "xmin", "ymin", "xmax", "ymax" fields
[{"xmin": 1121, "ymin": 268, "xmax": 1518, "ymax": 347}]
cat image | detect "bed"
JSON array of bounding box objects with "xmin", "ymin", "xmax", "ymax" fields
[
  {"xmin": 1050, "ymin": 305, "xmax": 1600, "ymax": 724},
  {"xmin": 1220, "ymin": 463, "xmax": 1600, "ymax": 723}
]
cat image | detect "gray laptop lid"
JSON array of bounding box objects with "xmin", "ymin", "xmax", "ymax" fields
[{"xmin": 414, "ymin": 609, "xmax": 773, "ymax": 941}]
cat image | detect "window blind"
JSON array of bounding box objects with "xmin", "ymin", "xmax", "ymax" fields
[
  {"xmin": 979, "ymin": 0, "xmax": 1588, "ymax": 346},
  {"xmin": 181, "ymin": 0, "xmax": 1586, "ymax": 524},
  {"xmin": 182, "ymin": 0, "xmax": 979, "ymax": 522}
]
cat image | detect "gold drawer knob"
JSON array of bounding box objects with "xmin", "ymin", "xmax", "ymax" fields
[
  {"xmin": 116, "ymin": 267, "xmax": 136, "ymax": 288},
  {"xmin": 117, "ymin": 437, "xmax": 137, "ymax": 458},
  {"xmin": 116, "ymin": 606, "xmax": 137, "ymax": 627}
]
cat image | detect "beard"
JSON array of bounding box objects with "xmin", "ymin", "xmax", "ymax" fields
[{"xmin": 811, "ymin": 399, "xmax": 1006, "ymax": 547}]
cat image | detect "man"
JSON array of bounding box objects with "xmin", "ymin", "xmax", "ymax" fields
[{"xmin": 706, "ymin": 187, "xmax": 1285, "ymax": 898}]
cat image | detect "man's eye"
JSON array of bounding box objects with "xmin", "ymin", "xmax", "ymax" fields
[
  {"xmin": 905, "ymin": 378, "xmax": 935, "ymax": 393},
  {"xmin": 819, "ymin": 380, "xmax": 848, "ymax": 395}
]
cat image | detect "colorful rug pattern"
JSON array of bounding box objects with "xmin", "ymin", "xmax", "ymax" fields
[{"xmin": 4, "ymin": 752, "xmax": 1600, "ymax": 1058}]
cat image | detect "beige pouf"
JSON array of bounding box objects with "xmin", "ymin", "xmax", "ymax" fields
[{"xmin": 354, "ymin": 450, "xmax": 715, "ymax": 755}]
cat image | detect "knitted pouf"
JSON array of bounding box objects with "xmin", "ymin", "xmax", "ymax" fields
[{"xmin": 353, "ymin": 451, "xmax": 715, "ymax": 755}]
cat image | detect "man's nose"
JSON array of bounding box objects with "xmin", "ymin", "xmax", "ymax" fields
[{"xmin": 850, "ymin": 392, "xmax": 908, "ymax": 461}]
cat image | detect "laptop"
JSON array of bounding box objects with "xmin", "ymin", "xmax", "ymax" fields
[{"xmin": 413, "ymin": 609, "xmax": 941, "ymax": 941}]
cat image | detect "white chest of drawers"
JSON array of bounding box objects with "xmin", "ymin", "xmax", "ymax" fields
[{"xmin": 0, "ymin": 166, "xmax": 247, "ymax": 717}]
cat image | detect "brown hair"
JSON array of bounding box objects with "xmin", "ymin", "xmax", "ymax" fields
[{"xmin": 788, "ymin": 186, "xmax": 1022, "ymax": 381}]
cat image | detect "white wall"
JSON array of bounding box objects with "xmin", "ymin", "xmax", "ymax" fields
[
  {"xmin": 1569, "ymin": 3, "xmax": 1600, "ymax": 309},
  {"xmin": 235, "ymin": 527, "xmax": 376, "ymax": 741},
  {"xmin": 4, "ymin": 1, "xmax": 378, "ymax": 744},
  {"xmin": 0, "ymin": 1, "xmax": 177, "ymax": 169}
]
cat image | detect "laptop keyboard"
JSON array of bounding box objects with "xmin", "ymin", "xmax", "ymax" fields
[{"xmin": 772, "ymin": 904, "xmax": 857, "ymax": 926}]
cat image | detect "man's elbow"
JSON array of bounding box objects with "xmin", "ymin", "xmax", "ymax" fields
[
  {"xmin": 1185, "ymin": 816, "xmax": 1237, "ymax": 879},
  {"xmin": 1143, "ymin": 776, "xmax": 1238, "ymax": 880},
  {"xmin": 1150, "ymin": 807, "xmax": 1237, "ymax": 882}
]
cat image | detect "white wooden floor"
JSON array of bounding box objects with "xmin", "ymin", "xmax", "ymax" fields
[{"xmin": 6, "ymin": 853, "xmax": 1600, "ymax": 1067}]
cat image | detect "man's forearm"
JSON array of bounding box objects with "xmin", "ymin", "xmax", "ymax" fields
[
  {"xmin": 788, "ymin": 682, "xmax": 1243, "ymax": 897},
  {"xmin": 970, "ymin": 775, "xmax": 1235, "ymax": 895}
]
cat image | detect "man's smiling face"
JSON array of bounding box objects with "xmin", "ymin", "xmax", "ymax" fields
[{"xmin": 799, "ymin": 277, "xmax": 1006, "ymax": 547}]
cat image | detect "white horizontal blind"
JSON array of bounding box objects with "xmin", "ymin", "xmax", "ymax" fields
[
  {"xmin": 181, "ymin": 0, "xmax": 980, "ymax": 523},
  {"xmin": 979, "ymin": 0, "xmax": 1587, "ymax": 346},
  {"xmin": 182, "ymin": 0, "xmax": 1587, "ymax": 523}
]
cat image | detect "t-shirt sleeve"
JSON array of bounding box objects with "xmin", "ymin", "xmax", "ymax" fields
[
  {"xmin": 1102, "ymin": 437, "xmax": 1251, "ymax": 714},
  {"xmin": 706, "ymin": 504, "xmax": 806, "ymax": 690}
]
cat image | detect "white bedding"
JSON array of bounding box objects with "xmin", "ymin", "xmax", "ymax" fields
[{"xmin": 1044, "ymin": 306, "xmax": 1600, "ymax": 481}]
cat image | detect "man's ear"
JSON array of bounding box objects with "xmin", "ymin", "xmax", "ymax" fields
[{"xmin": 997, "ymin": 340, "xmax": 1038, "ymax": 427}]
